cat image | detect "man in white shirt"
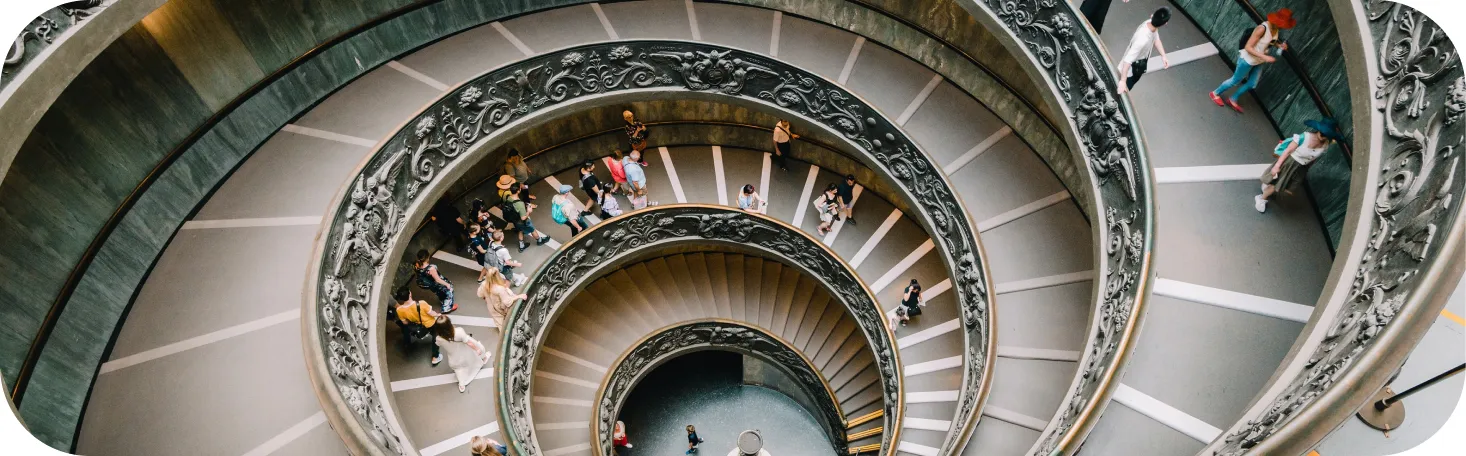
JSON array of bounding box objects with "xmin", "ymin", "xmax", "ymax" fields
[{"xmin": 1116, "ymin": 7, "xmax": 1172, "ymax": 94}]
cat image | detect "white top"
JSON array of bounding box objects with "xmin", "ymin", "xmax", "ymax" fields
[
  {"xmin": 1120, "ymin": 21, "xmax": 1159, "ymax": 64},
  {"xmin": 1240, "ymin": 22, "xmax": 1277, "ymax": 66},
  {"xmin": 1290, "ymin": 132, "xmax": 1329, "ymax": 165}
]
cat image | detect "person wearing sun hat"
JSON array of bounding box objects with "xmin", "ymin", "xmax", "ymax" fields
[
  {"xmin": 1256, "ymin": 118, "xmax": 1343, "ymax": 213},
  {"xmin": 1210, "ymin": 8, "xmax": 1295, "ymax": 113}
]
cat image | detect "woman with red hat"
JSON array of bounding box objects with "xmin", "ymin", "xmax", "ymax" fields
[{"xmin": 1209, "ymin": 8, "xmax": 1295, "ymax": 113}]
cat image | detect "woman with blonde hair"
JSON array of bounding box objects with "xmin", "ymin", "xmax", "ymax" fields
[
  {"xmin": 432, "ymin": 316, "xmax": 489, "ymax": 392},
  {"xmin": 469, "ymin": 435, "xmax": 507, "ymax": 455},
  {"xmin": 478, "ymin": 269, "xmax": 525, "ymax": 328}
]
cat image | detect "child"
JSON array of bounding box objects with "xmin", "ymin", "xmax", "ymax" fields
[
  {"xmin": 599, "ymin": 181, "xmax": 624, "ymax": 218},
  {"xmin": 686, "ymin": 425, "xmax": 704, "ymax": 454}
]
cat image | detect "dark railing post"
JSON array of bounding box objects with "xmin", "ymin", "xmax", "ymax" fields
[{"xmin": 1374, "ymin": 363, "xmax": 1466, "ymax": 411}]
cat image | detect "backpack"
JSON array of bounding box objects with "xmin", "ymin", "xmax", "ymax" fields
[
  {"xmin": 550, "ymin": 197, "xmax": 569, "ymax": 224},
  {"xmin": 499, "ymin": 198, "xmax": 523, "ymax": 223},
  {"xmin": 1274, "ymin": 134, "xmax": 1302, "ymax": 156},
  {"xmin": 483, "ymin": 244, "xmax": 507, "ymax": 271}
]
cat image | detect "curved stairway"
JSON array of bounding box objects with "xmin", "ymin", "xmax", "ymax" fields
[{"xmin": 82, "ymin": 2, "xmax": 1106, "ymax": 455}]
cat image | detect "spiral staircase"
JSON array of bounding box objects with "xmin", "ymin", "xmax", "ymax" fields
[{"xmin": 1, "ymin": 1, "xmax": 1462, "ymax": 456}]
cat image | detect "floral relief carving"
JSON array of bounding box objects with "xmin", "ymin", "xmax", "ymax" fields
[
  {"xmin": 1214, "ymin": 3, "xmax": 1463, "ymax": 454},
  {"xmin": 3, "ymin": 0, "xmax": 107, "ymax": 88}
]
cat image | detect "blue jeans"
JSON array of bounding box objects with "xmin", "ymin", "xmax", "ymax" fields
[{"xmin": 1213, "ymin": 57, "xmax": 1263, "ymax": 101}]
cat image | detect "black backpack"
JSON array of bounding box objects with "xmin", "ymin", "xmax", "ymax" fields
[{"xmin": 499, "ymin": 198, "xmax": 524, "ymax": 223}]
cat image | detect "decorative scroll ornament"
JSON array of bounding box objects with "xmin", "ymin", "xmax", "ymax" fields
[
  {"xmin": 2, "ymin": 0, "xmax": 106, "ymax": 87},
  {"xmin": 1214, "ymin": 3, "xmax": 1463, "ymax": 453},
  {"xmin": 596, "ymin": 320, "xmax": 847, "ymax": 455},
  {"xmin": 498, "ymin": 206, "xmax": 902, "ymax": 456},
  {"xmin": 971, "ymin": 1, "xmax": 1153, "ymax": 455},
  {"xmin": 314, "ymin": 41, "xmax": 993, "ymax": 456}
]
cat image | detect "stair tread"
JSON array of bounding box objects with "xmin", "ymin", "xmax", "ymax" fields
[
  {"xmin": 606, "ymin": 270, "xmax": 664, "ymax": 330},
  {"xmin": 626, "ymin": 262, "xmax": 686, "ymax": 323},
  {"xmin": 725, "ymin": 253, "xmax": 748, "ymax": 323},
  {"xmin": 773, "ymin": 273, "xmax": 814, "ymax": 336},
  {"xmin": 814, "ymin": 317, "xmax": 858, "ymax": 370},
  {"xmin": 663, "ymin": 254, "xmax": 710, "ymax": 319},
  {"xmin": 802, "ymin": 299, "xmax": 845, "ymax": 356},
  {"xmin": 829, "ymin": 352, "xmax": 876, "ymax": 394},
  {"xmin": 757, "ymin": 261, "xmax": 783, "ymax": 329},
  {"xmin": 791, "ymin": 293, "xmax": 831, "ymax": 348},
  {"xmin": 704, "ymin": 252, "xmax": 734, "ymax": 319},
  {"xmin": 781, "ymin": 278, "xmax": 817, "ymax": 343},
  {"xmin": 683, "ymin": 253, "xmax": 719, "ymax": 319}
]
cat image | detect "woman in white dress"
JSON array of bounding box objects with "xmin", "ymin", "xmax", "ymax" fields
[{"xmin": 433, "ymin": 316, "xmax": 490, "ymax": 392}]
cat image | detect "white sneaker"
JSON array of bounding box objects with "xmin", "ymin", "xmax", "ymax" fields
[{"xmin": 1254, "ymin": 194, "xmax": 1267, "ymax": 213}]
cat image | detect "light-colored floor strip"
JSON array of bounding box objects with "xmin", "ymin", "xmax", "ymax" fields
[
  {"xmin": 1154, "ymin": 163, "xmax": 1272, "ymax": 184},
  {"xmin": 943, "ymin": 126, "xmax": 1012, "ymax": 174},
  {"xmin": 492, "ymin": 22, "xmax": 534, "ymax": 56},
  {"xmin": 545, "ymin": 443, "xmax": 593, "ymax": 456},
  {"xmin": 897, "ymin": 440, "xmax": 939, "ymax": 456},
  {"xmin": 791, "ymin": 165, "xmax": 820, "ymax": 224},
  {"xmin": 534, "ymin": 396, "xmax": 594, "ymax": 407},
  {"xmin": 281, "ymin": 124, "xmax": 377, "ymax": 147},
  {"xmin": 995, "ymin": 270, "xmax": 1094, "ymax": 294},
  {"xmin": 536, "ymin": 421, "xmax": 589, "ymax": 431},
  {"xmin": 905, "ymin": 390, "xmax": 959, "ymax": 403},
  {"xmin": 903, "ymin": 417, "xmax": 953, "ymax": 432},
  {"xmin": 391, "ymin": 368, "xmax": 494, "ymax": 392},
  {"xmin": 420, "ymin": 421, "xmax": 499, "ymax": 456},
  {"xmin": 591, "ymin": 3, "xmax": 619, "ymax": 39},
  {"xmin": 897, "ymin": 318, "xmax": 960, "ymax": 349},
  {"xmin": 769, "ymin": 12, "xmax": 782, "ymax": 56},
  {"xmin": 1145, "ymin": 42, "xmax": 1221, "ymax": 72},
  {"xmin": 100, "ymin": 309, "xmax": 299, "ymax": 374},
  {"xmin": 239, "ymin": 412, "xmax": 327, "ymax": 456},
  {"xmin": 822, "ymin": 184, "xmax": 862, "ymax": 245},
  {"xmin": 542, "ymin": 346, "xmax": 609, "ymax": 373},
  {"xmin": 1153, "ymin": 278, "xmax": 1313, "ymax": 322},
  {"xmin": 450, "ymin": 316, "xmax": 500, "ymax": 328},
  {"xmin": 982, "ymin": 404, "xmax": 1048, "ymax": 431},
  {"xmin": 904, "ymin": 355, "xmax": 962, "ymax": 377},
  {"xmin": 849, "ymin": 209, "xmax": 902, "ymax": 268},
  {"xmin": 181, "ymin": 216, "xmax": 321, "ymax": 230},
  {"xmin": 658, "ymin": 146, "xmax": 689, "ymax": 203},
  {"xmin": 386, "ymin": 60, "xmax": 449, "ymax": 91},
  {"xmin": 896, "ymin": 74, "xmax": 943, "ymax": 126},
  {"xmin": 1113, "ymin": 383, "xmax": 1222, "ymax": 443},
  {"xmin": 996, "ymin": 345, "xmax": 1081, "ymax": 362},
  {"xmin": 759, "ymin": 152, "xmax": 772, "ymax": 214},
  {"xmin": 685, "ymin": 0, "xmax": 701, "ymax": 40},
  {"xmin": 837, "ymin": 37, "xmax": 866, "ymax": 85},
  {"xmin": 713, "ymin": 146, "xmax": 729, "ymax": 205},
  {"xmin": 433, "ymin": 250, "xmax": 482, "ymax": 271},
  {"xmin": 870, "ymin": 239, "xmax": 935, "ymax": 292},
  {"xmin": 977, "ymin": 191, "xmax": 1070, "ymax": 232},
  {"xmin": 536, "ymin": 370, "xmax": 599, "ymax": 389}
]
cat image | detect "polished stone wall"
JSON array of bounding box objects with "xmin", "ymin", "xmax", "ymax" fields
[{"xmin": 1169, "ymin": 0, "xmax": 1352, "ymax": 248}]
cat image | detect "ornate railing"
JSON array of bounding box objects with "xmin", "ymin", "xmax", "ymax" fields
[
  {"xmin": 593, "ymin": 319, "xmax": 848, "ymax": 454},
  {"xmin": 0, "ymin": 0, "xmax": 106, "ymax": 91},
  {"xmin": 952, "ymin": 1, "xmax": 1157, "ymax": 455},
  {"xmin": 496, "ymin": 204, "xmax": 900, "ymax": 455},
  {"xmin": 1204, "ymin": 1, "xmax": 1466, "ymax": 454},
  {"xmin": 305, "ymin": 39, "xmax": 997, "ymax": 456}
]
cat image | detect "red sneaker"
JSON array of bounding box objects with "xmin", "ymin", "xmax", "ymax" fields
[
  {"xmin": 1228, "ymin": 99, "xmax": 1244, "ymax": 113},
  {"xmin": 1209, "ymin": 92, "xmax": 1225, "ymax": 106}
]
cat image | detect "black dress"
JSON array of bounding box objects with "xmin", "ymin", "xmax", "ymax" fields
[{"xmin": 1079, "ymin": 0, "xmax": 1114, "ymax": 33}]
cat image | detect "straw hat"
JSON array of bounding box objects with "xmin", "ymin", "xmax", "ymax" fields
[
  {"xmin": 496, "ymin": 175, "xmax": 516, "ymax": 190},
  {"xmin": 1267, "ymin": 8, "xmax": 1296, "ymax": 29}
]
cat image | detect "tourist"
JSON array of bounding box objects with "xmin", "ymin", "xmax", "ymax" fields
[
  {"xmin": 624, "ymin": 110, "xmax": 649, "ymax": 153},
  {"xmin": 890, "ymin": 305, "xmax": 909, "ymax": 328},
  {"xmin": 503, "ymin": 148, "xmax": 531, "ymax": 188},
  {"xmin": 488, "ymin": 231, "xmax": 528, "ymax": 286},
  {"xmin": 613, "ymin": 420, "xmax": 633, "ymax": 449},
  {"xmin": 580, "ymin": 160, "xmax": 603, "ymax": 216},
  {"xmin": 737, "ymin": 184, "xmax": 765, "ymax": 213},
  {"xmin": 470, "ymin": 434, "xmax": 508, "ymax": 456},
  {"xmin": 836, "ymin": 174, "xmax": 858, "ymax": 226},
  {"xmin": 551, "ymin": 184, "xmax": 590, "ymax": 236},
  {"xmin": 498, "ymin": 178, "xmax": 551, "ymax": 252},
  {"xmin": 428, "ymin": 201, "xmax": 466, "ymax": 246},
  {"xmin": 624, "ymin": 149, "xmax": 656, "ymax": 210},
  {"xmin": 413, "ymin": 249, "xmax": 456, "ymax": 313},
  {"xmin": 1257, "ymin": 119, "xmax": 1341, "ymax": 213},
  {"xmin": 1210, "ymin": 8, "xmax": 1294, "ymax": 113},
  {"xmin": 1116, "ymin": 7, "xmax": 1172, "ymax": 94},
  {"xmin": 772, "ymin": 119, "xmax": 797, "ymax": 171},
  {"xmin": 605, "ymin": 148, "xmax": 630, "ymax": 195},
  {"xmin": 902, "ymin": 279, "xmax": 925, "ymax": 318},
  {"xmin": 393, "ymin": 289, "xmax": 442, "ymax": 365},
  {"xmin": 1078, "ymin": 0, "xmax": 1129, "ymax": 33},
  {"xmin": 686, "ymin": 425, "xmax": 704, "ymax": 454},
  {"xmin": 477, "ymin": 269, "xmax": 524, "ymax": 329},
  {"xmin": 813, "ymin": 184, "xmax": 840, "ymax": 236},
  {"xmin": 467, "ymin": 224, "xmax": 491, "ymax": 282},
  {"xmin": 470, "ymin": 199, "xmax": 496, "ymax": 234},
  {"xmin": 433, "ymin": 315, "xmax": 488, "ymax": 393},
  {"xmin": 598, "ymin": 181, "xmax": 624, "ymax": 218}
]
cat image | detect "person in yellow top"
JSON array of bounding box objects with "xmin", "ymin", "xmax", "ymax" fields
[{"xmin": 393, "ymin": 289, "xmax": 443, "ymax": 365}]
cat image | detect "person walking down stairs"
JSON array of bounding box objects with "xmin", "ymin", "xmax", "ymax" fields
[
  {"xmin": 687, "ymin": 425, "xmax": 704, "ymax": 454},
  {"xmin": 413, "ymin": 249, "xmax": 456, "ymax": 313},
  {"xmin": 392, "ymin": 290, "xmax": 443, "ymax": 366},
  {"xmin": 478, "ymin": 269, "xmax": 525, "ymax": 329},
  {"xmin": 598, "ymin": 181, "xmax": 624, "ymax": 218},
  {"xmin": 772, "ymin": 119, "xmax": 798, "ymax": 171},
  {"xmin": 903, "ymin": 279, "xmax": 926, "ymax": 319},
  {"xmin": 487, "ymin": 231, "xmax": 528, "ymax": 286},
  {"xmin": 498, "ymin": 176, "xmax": 552, "ymax": 251},
  {"xmin": 1116, "ymin": 7, "xmax": 1172, "ymax": 94},
  {"xmin": 814, "ymin": 184, "xmax": 841, "ymax": 236},
  {"xmin": 1210, "ymin": 8, "xmax": 1295, "ymax": 113},
  {"xmin": 552, "ymin": 184, "xmax": 590, "ymax": 236},
  {"xmin": 836, "ymin": 174, "xmax": 858, "ymax": 226},
  {"xmin": 737, "ymin": 184, "xmax": 766, "ymax": 213},
  {"xmin": 470, "ymin": 435, "xmax": 508, "ymax": 456},
  {"xmin": 1256, "ymin": 118, "xmax": 1342, "ymax": 213},
  {"xmin": 624, "ymin": 149, "xmax": 657, "ymax": 210},
  {"xmin": 432, "ymin": 315, "xmax": 489, "ymax": 393},
  {"xmin": 613, "ymin": 420, "xmax": 634, "ymax": 449}
]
